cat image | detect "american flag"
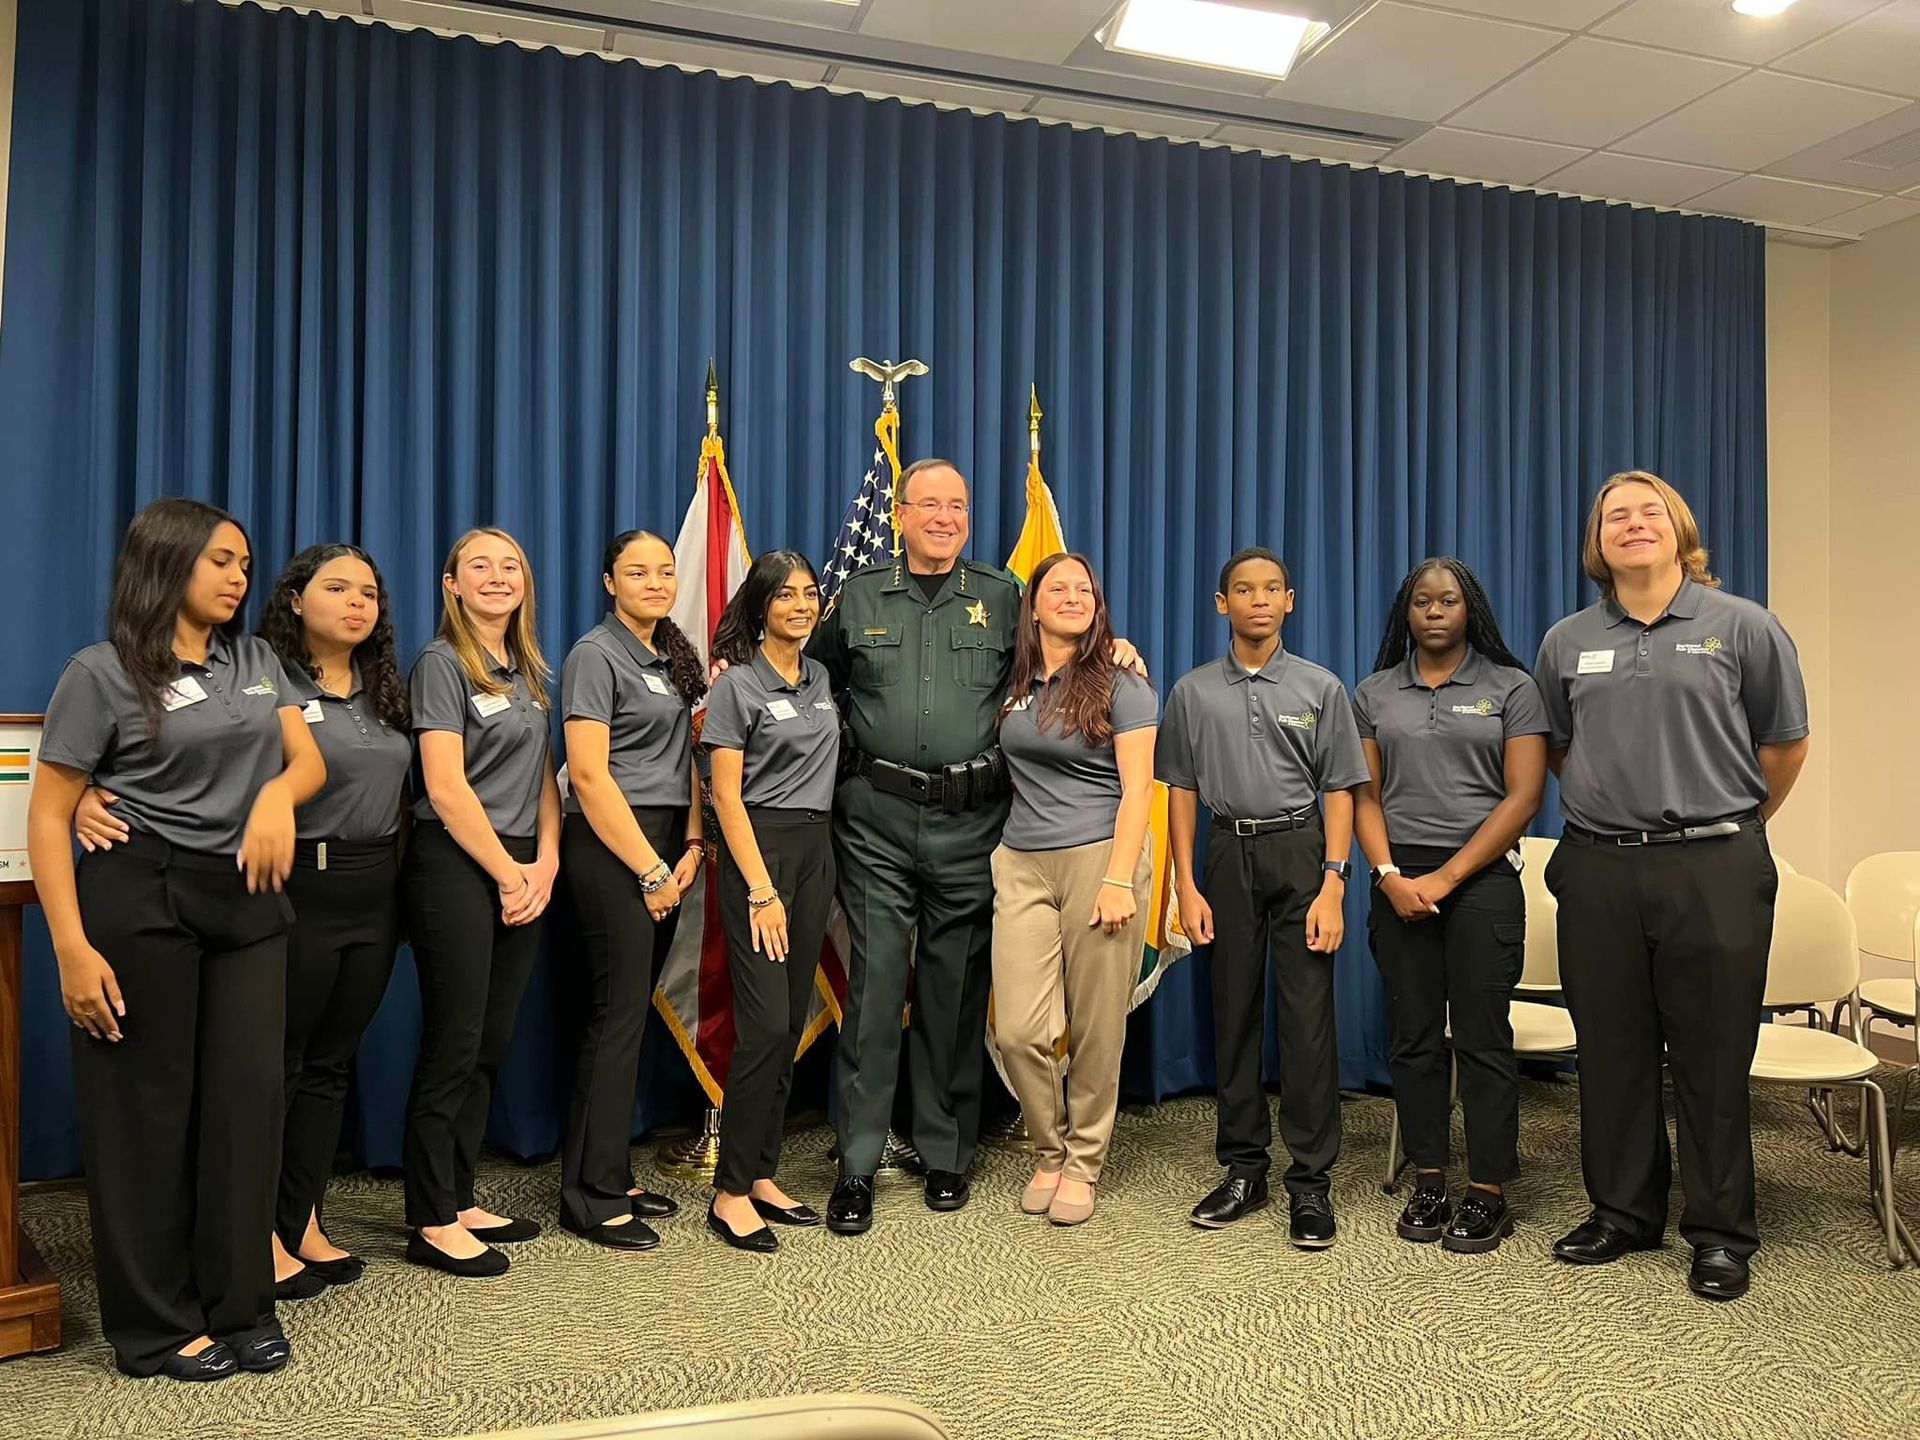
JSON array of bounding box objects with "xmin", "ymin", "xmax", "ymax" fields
[{"xmin": 821, "ymin": 439, "xmax": 898, "ymax": 603}]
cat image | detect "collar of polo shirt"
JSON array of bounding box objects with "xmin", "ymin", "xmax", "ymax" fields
[
  {"xmin": 1395, "ymin": 648, "xmax": 1484, "ymax": 690},
  {"xmin": 287, "ymin": 661, "xmax": 365, "ymax": 701},
  {"xmin": 601, "ymin": 614, "xmax": 665, "ymax": 667},
  {"xmin": 181, "ymin": 631, "xmax": 234, "ymax": 671},
  {"xmin": 750, "ymin": 649, "xmax": 802, "ymax": 693},
  {"xmin": 1603, "ymin": 577, "xmax": 1701, "ymax": 629},
  {"xmin": 1221, "ymin": 643, "xmax": 1288, "ymax": 686}
]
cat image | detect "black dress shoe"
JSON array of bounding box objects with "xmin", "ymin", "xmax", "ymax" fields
[
  {"xmin": 563, "ymin": 1215, "xmax": 662, "ymax": 1252},
  {"xmin": 827, "ymin": 1175, "xmax": 875, "ymax": 1235},
  {"xmin": 628, "ymin": 1189, "xmax": 680, "ymax": 1220},
  {"xmin": 299, "ymin": 1254, "xmax": 365, "ymax": 1286},
  {"xmin": 464, "ymin": 1216, "xmax": 541, "ymax": 1244},
  {"xmin": 405, "ymin": 1231, "xmax": 510, "ymax": 1277},
  {"xmin": 1191, "ymin": 1175, "xmax": 1270, "ymax": 1229},
  {"xmin": 706, "ymin": 1201, "xmax": 778, "ymax": 1253},
  {"xmin": 273, "ymin": 1266, "xmax": 328, "ymax": 1302},
  {"xmin": 235, "ymin": 1334, "xmax": 292, "ymax": 1374},
  {"xmin": 1688, "ymin": 1246, "xmax": 1751, "ymax": 1301},
  {"xmin": 923, "ymin": 1169, "xmax": 971, "ymax": 1212},
  {"xmin": 1551, "ymin": 1215, "xmax": 1661, "ymax": 1265},
  {"xmin": 1396, "ymin": 1181, "xmax": 1451, "ymax": 1243},
  {"xmin": 752, "ymin": 1196, "xmax": 823, "ymax": 1227},
  {"xmin": 1289, "ymin": 1190, "xmax": 1338, "ymax": 1249},
  {"xmin": 120, "ymin": 1342, "xmax": 238, "ymax": 1382},
  {"xmin": 1442, "ymin": 1190, "xmax": 1513, "ymax": 1254}
]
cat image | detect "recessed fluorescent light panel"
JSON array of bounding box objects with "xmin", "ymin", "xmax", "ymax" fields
[
  {"xmin": 1730, "ymin": 0, "xmax": 1800, "ymax": 16},
  {"xmin": 1105, "ymin": 0, "xmax": 1329, "ymax": 81}
]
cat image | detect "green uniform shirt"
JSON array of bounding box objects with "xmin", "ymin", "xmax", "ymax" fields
[{"xmin": 809, "ymin": 556, "xmax": 1022, "ymax": 769}]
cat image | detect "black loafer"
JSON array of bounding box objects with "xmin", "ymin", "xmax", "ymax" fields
[
  {"xmin": 1688, "ymin": 1246, "xmax": 1751, "ymax": 1301},
  {"xmin": 405, "ymin": 1232, "xmax": 510, "ymax": 1277},
  {"xmin": 923, "ymin": 1170, "xmax": 971, "ymax": 1212},
  {"xmin": 1396, "ymin": 1181, "xmax": 1451, "ymax": 1243},
  {"xmin": 465, "ymin": 1216, "xmax": 541, "ymax": 1244},
  {"xmin": 827, "ymin": 1175, "xmax": 874, "ymax": 1235},
  {"xmin": 563, "ymin": 1215, "xmax": 661, "ymax": 1252},
  {"xmin": 273, "ymin": 1266, "xmax": 328, "ymax": 1301},
  {"xmin": 1442, "ymin": 1190, "xmax": 1513, "ymax": 1254},
  {"xmin": 1288, "ymin": 1190, "xmax": 1338, "ymax": 1249},
  {"xmin": 628, "ymin": 1189, "xmax": 680, "ymax": 1220},
  {"xmin": 1551, "ymin": 1215, "xmax": 1661, "ymax": 1265},
  {"xmin": 752, "ymin": 1196, "xmax": 823, "ymax": 1227},
  {"xmin": 706, "ymin": 1201, "xmax": 778, "ymax": 1253},
  {"xmin": 299, "ymin": 1253, "xmax": 365, "ymax": 1286},
  {"xmin": 122, "ymin": 1342, "xmax": 238, "ymax": 1382},
  {"xmin": 1191, "ymin": 1175, "xmax": 1270, "ymax": 1229},
  {"xmin": 234, "ymin": 1334, "xmax": 292, "ymax": 1374}
]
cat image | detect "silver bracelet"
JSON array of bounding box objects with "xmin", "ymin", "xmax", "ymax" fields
[{"xmin": 639, "ymin": 863, "xmax": 672, "ymax": 894}]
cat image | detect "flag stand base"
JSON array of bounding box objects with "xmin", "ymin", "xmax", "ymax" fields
[
  {"xmin": 876, "ymin": 1131, "xmax": 925, "ymax": 1177},
  {"xmin": 654, "ymin": 1107, "xmax": 723, "ymax": 1182},
  {"xmin": 981, "ymin": 1109, "xmax": 1031, "ymax": 1150}
]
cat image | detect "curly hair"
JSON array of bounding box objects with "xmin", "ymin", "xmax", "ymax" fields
[{"xmin": 259, "ymin": 543, "xmax": 410, "ymax": 731}]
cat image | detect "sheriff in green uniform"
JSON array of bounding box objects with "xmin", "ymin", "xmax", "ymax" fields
[{"xmin": 810, "ymin": 458, "xmax": 1021, "ymax": 1233}]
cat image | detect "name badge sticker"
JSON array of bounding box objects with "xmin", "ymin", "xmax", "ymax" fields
[
  {"xmin": 767, "ymin": 698, "xmax": 800, "ymax": 721},
  {"xmin": 162, "ymin": 677, "xmax": 208, "ymax": 712},
  {"xmin": 1576, "ymin": 650, "xmax": 1615, "ymax": 675},
  {"xmin": 301, "ymin": 699, "xmax": 326, "ymax": 724},
  {"xmin": 472, "ymin": 693, "xmax": 513, "ymax": 719},
  {"xmin": 643, "ymin": 672, "xmax": 672, "ymax": 696},
  {"xmin": 1009, "ymin": 695, "xmax": 1033, "ymax": 712}
]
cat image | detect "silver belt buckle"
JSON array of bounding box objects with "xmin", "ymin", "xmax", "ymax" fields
[
  {"xmin": 317, "ymin": 840, "xmax": 328, "ymax": 872},
  {"xmin": 1234, "ymin": 818, "xmax": 1259, "ymax": 837}
]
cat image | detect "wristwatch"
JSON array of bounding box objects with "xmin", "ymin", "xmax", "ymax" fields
[
  {"xmin": 1322, "ymin": 859, "xmax": 1352, "ymax": 882},
  {"xmin": 1371, "ymin": 863, "xmax": 1401, "ymax": 886}
]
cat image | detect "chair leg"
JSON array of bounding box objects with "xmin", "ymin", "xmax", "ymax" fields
[{"xmin": 1858, "ymin": 1080, "xmax": 1913, "ymax": 1269}]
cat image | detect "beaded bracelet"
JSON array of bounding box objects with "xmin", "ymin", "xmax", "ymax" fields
[
  {"xmin": 639, "ymin": 863, "xmax": 673, "ymax": 894},
  {"xmin": 746, "ymin": 884, "xmax": 779, "ymax": 910}
]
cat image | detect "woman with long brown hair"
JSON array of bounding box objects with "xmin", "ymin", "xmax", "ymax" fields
[
  {"xmin": 402, "ymin": 527, "xmax": 562, "ymax": 1277},
  {"xmin": 990, "ymin": 552, "xmax": 1157, "ymax": 1227}
]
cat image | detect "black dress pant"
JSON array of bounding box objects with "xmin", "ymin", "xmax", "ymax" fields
[
  {"xmin": 716, "ymin": 808, "xmax": 832, "ymax": 1196},
  {"xmin": 402, "ymin": 821, "xmax": 544, "ymax": 1228},
  {"xmin": 1204, "ymin": 819, "xmax": 1340, "ymax": 1194},
  {"xmin": 559, "ymin": 806, "xmax": 685, "ymax": 1230},
  {"xmin": 1547, "ymin": 824, "xmax": 1777, "ymax": 1256},
  {"xmin": 71, "ymin": 833, "xmax": 290, "ymax": 1375},
  {"xmin": 277, "ymin": 836, "xmax": 401, "ymax": 1248},
  {"xmin": 1369, "ymin": 847, "xmax": 1524, "ymax": 1184}
]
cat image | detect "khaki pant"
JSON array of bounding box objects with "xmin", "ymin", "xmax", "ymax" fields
[{"xmin": 989, "ymin": 836, "xmax": 1153, "ymax": 1183}]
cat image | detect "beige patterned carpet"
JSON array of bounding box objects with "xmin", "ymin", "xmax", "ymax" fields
[{"xmin": 5, "ymin": 1079, "xmax": 1918, "ymax": 1440}]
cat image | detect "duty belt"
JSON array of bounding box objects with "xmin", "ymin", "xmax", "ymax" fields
[{"xmin": 852, "ymin": 749, "xmax": 1008, "ymax": 813}]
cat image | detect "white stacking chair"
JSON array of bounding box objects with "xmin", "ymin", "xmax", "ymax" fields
[
  {"xmin": 1751, "ymin": 874, "xmax": 1915, "ymax": 1268},
  {"xmin": 1842, "ymin": 853, "xmax": 1920, "ymax": 1138}
]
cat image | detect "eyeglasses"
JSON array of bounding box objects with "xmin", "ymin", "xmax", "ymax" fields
[{"xmin": 903, "ymin": 500, "xmax": 970, "ymax": 518}]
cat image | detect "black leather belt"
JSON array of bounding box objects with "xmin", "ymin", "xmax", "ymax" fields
[
  {"xmin": 1563, "ymin": 815, "xmax": 1761, "ymax": 847},
  {"xmin": 853, "ymin": 750, "xmax": 1008, "ymax": 813},
  {"xmin": 1213, "ymin": 806, "xmax": 1321, "ymax": 838}
]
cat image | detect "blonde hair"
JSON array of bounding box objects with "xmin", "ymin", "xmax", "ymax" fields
[
  {"xmin": 438, "ymin": 527, "xmax": 551, "ymax": 707},
  {"xmin": 1580, "ymin": 470, "xmax": 1719, "ymax": 598}
]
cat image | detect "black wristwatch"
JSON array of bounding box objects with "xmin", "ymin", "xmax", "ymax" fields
[{"xmin": 1322, "ymin": 859, "xmax": 1352, "ymax": 882}]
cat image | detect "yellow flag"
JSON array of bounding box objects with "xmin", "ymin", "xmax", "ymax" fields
[{"xmin": 1005, "ymin": 450, "xmax": 1066, "ymax": 583}]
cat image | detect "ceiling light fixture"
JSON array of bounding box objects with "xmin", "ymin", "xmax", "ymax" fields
[
  {"xmin": 1104, "ymin": 0, "xmax": 1329, "ymax": 82},
  {"xmin": 1729, "ymin": 0, "xmax": 1801, "ymax": 17}
]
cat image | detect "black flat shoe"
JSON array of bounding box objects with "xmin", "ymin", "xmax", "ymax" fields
[
  {"xmin": 1442, "ymin": 1190, "xmax": 1513, "ymax": 1254},
  {"xmin": 752, "ymin": 1196, "xmax": 823, "ymax": 1227},
  {"xmin": 706, "ymin": 1201, "xmax": 778, "ymax": 1253},
  {"xmin": 628, "ymin": 1189, "xmax": 680, "ymax": 1220},
  {"xmin": 273, "ymin": 1266, "xmax": 328, "ymax": 1302},
  {"xmin": 464, "ymin": 1216, "xmax": 541, "ymax": 1244},
  {"xmin": 234, "ymin": 1334, "xmax": 292, "ymax": 1374},
  {"xmin": 563, "ymin": 1215, "xmax": 661, "ymax": 1251},
  {"xmin": 1552, "ymin": 1215, "xmax": 1661, "ymax": 1265},
  {"xmin": 120, "ymin": 1342, "xmax": 238, "ymax": 1382},
  {"xmin": 299, "ymin": 1254, "xmax": 365, "ymax": 1286},
  {"xmin": 1688, "ymin": 1246, "xmax": 1751, "ymax": 1301},
  {"xmin": 1191, "ymin": 1174, "xmax": 1270, "ymax": 1229},
  {"xmin": 1288, "ymin": 1190, "xmax": 1338, "ymax": 1250},
  {"xmin": 827, "ymin": 1175, "xmax": 874, "ymax": 1235},
  {"xmin": 923, "ymin": 1170, "xmax": 971, "ymax": 1212},
  {"xmin": 1396, "ymin": 1181, "xmax": 1451, "ymax": 1243},
  {"xmin": 405, "ymin": 1231, "xmax": 510, "ymax": 1277}
]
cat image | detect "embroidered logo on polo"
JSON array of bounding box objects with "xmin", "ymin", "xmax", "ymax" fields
[
  {"xmin": 241, "ymin": 674, "xmax": 279, "ymax": 697},
  {"xmin": 1674, "ymin": 636, "xmax": 1725, "ymax": 656},
  {"xmin": 1272, "ymin": 708, "xmax": 1318, "ymax": 730},
  {"xmin": 1450, "ymin": 697, "xmax": 1498, "ymax": 716}
]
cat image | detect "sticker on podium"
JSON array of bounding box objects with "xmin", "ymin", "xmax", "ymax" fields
[{"xmin": 0, "ymin": 716, "xmax": 44, "ymax": 884}]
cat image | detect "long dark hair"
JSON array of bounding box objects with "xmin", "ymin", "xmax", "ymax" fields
[
  {"xmin": 603, "ymin": 529, "xmax": 707, "ymax": 705},
  {"xmin": 1371, "ymin": 556, "xmax": 1528, "ymax": 674},
  {"xmin": 1002, "ymin": 551, "xmax": 1120, "ymax": 746},
  {"xmin": 109, "ymin": 498, "xmax": 250, "ymax": 734},
  {"xmin": 710, "ymin": 551, "xmax": 820, "ymax": 667},
  {"xmin": 259, "ymin": 543, "xmax": 410, "ymax": 731}
]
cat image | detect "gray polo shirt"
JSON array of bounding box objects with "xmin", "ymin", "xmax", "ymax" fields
[
  {"xmin": 410, "ymin": 638, "xmax": 548, "ymax": 838},
  {"xmin": 999, "ymin": 670, "xmax": 1158, "ymax": 853},
  {"xmin": 700, "ymin": 651, "xmax": 839, "ymax": 811},
  {"xmin": 1353, "ymin": 651, "xmax": 1549, "ymax": 850},
  {"xmin": 284, "ymin": 664, "xmax": 410, "ymax": 841},
  {"xmin": 561, "ymin": 618, "xmax": 694, "ymax": 813},
  {"xmin": 1533, "ymin": 580, "xmax": 1809, "ymax": 834},
  {"xmin": 1155, "ymin": 646, "xmax": 1370, "ymax": 818},
  {"xmin": 40, "ymin": 634, "xmax": 298, "ymax": 854}
]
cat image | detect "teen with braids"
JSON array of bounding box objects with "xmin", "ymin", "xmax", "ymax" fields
[
  {"xmin": 557, "ymin": 531, "xmax": 708, "ymax": 1250},
  {"xmin": 1353, "ymin": 557, "xmax": 1548, "ymax": 1254}
]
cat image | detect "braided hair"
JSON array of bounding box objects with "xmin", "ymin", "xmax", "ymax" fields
[{"xmin": 1371, "ymin": 556, "xmax": 1527, "ymax": 674}]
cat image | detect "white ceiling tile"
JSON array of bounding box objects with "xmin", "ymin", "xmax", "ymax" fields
[
  {"xmin": 608, "ymin": 31, "xmax": 831, "ymax": 82},
  {"xmin": 1595, "ymin": 0, "xmax": 1882, "ymax": 65},
  {"xmin": 1209, "ymin": 124, "xmax": 1394, "ymax": 163},
  {"xmin": 1411, "ymin": 0, "xmax": 1622, "ymax": 25},
  {"xmin": 1275, "ymin": 2, "xmax": 1562, "ymax": 122},
  {"xmin": 1688, "ymin": 173, "xmax": 1879, "ymax": 224},
  {"xmin": 1451, "ymin": 38, "xmax": 1744, "ymax": 148},
  {"xmin": 1387, "ymin": 127, "xmax": 1590, "ymax": 186},
  {"xmin": 371, "ymin": 0, "xmax": 606, "ymax": 50},
  {"xmin": 856, "ymin": 0, "xmax": 1113, "ymax": 66},
  {"xmin": 1539, "ymin": 151, "xmax": 1738, "ymax": 207},
  {"xmin": 1026, "ymin": 96, "xmax": 1219, "ymax": 141},
  {"xmin": 1822, "ymin": 193, "xmax": 1920, "ymax": 230},
  {"xmin": 1774, "ymin": 1, "xmax": 1920, "ymax": 99},
  {"xmin": 1614, "ymin": 69, "xmax": 1908, "ymax": 170},
  {"xmin": 828, "ymin": 67, "xmax": 1031, "ymax": 113}
]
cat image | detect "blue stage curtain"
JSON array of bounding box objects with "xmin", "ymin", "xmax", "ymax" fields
[{"xmin": 0, "ymin": 0, "xmax": 1768, "ymax": 1180}]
